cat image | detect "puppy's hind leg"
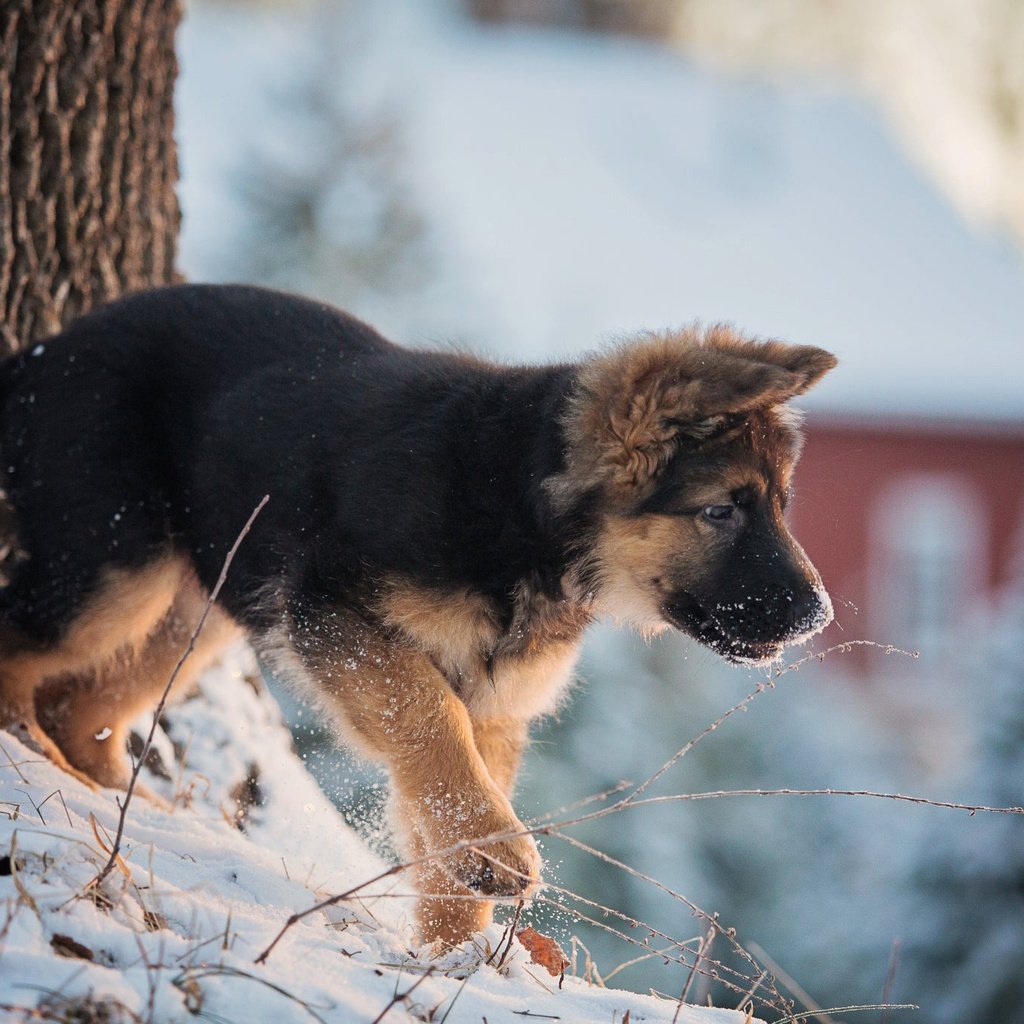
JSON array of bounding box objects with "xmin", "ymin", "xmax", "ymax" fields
[
  {"xmin": 36, "ymin": 580, "xmax": 240, "ymax": 792},
  {"xmin": 1, "ymin": 555, "xmax": 186, "ymax": 790},
  {"xmin": 0, "ymin": 654, "xmax": 105, "ymax": 791}
]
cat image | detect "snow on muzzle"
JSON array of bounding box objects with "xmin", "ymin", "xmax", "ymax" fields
[{"xmin": 663, "ymin": 580, "xmax": 833, "ymax": 664}]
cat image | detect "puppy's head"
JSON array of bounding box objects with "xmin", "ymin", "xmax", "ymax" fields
[{"xmin": 555, "ymin": 325, "xmax": 837, "ymax": 665}]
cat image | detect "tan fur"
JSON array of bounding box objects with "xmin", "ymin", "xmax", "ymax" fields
[
  {"xmin": 396, "ymin": 806, "xmax": 493, "ymax": 945},
  {"xmin": 0, "ymin": 555, "xmax": 240, "ymax": 791},
  {"xmin": 472, "ymin": 717, "xmax": 529, "ymax": 794},
  {"xmin": 0, "ymin": 555, "xmax": 190, "ymax": 783},
  {"xmin": 591, "ymin": 515, "xmax": 694, "ymax": 633},
  {"xmin": 378, "ymin": 580, "xmax": 585, "ymax": 722},
  {"xmin": 358, "ymin": 581, "xmax": 586, "ymax": 939},
  {"xmin": 460, "ymin": 642, "xmax": 580, "ymax": 721},
  {"xmin": 36, "ymin": 581, "xmax": 240, "ymax": 788},
  {"xmin": 380, "ymin": 582, "xmax": 498, "ymax": 689},
  {"xmin": 370, "ymin": 583, "xmax": 592, "ymax": 940},
  {"xmin": 262, "ymin": 608, "xmax": 541, "ymax": 943},
  {"xmin": 394, "ymin": 715, "xmax": 531, "ymax": 944}
]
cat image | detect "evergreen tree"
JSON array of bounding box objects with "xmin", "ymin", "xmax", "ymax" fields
[{"xmin": 898, "ymin": 561, "xmax": 1024, "ymax": 1023}]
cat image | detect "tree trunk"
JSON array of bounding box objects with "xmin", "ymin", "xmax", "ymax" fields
[{"xmin": 0, "ymin": 0, "xmax": 182, "ymax": 355}]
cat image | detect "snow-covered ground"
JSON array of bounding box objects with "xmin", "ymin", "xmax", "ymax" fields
[{"xmin": 0, "ymin": 646, "xmax": 763, "ymax": 1023}]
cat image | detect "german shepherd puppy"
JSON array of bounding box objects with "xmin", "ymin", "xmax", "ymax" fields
[{"xmin": 0, "ymin": 285, "xmax": 835, "ymax": 944}]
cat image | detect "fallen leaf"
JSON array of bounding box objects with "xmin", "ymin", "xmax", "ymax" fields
[{"xmin": 517, "ymin": 927, "xmax": 570, "ymax": 978}]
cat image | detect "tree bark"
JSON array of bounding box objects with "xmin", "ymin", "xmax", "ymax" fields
[{"xmin": 0, "ymin": 0, "xmax": 181, "ymax": 355}]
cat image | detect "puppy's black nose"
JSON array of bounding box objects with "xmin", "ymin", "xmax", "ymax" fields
[
  {"xmin": 785, "ymin": 587, "xmax": 828, "ymax": 635},
  {"xmin": 746, "ymin": 583, "xmax": 828, "ymax": 642}
]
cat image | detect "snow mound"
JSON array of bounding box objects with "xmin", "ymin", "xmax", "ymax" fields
[{"xmin": 0, "ymin": 645, "xmax": 761, "ymax": 1023}]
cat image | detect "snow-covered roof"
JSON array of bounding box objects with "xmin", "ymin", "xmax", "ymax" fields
[{"xmin": 177, "ymin": 0, "xmax": 1024, "ymax": 421}]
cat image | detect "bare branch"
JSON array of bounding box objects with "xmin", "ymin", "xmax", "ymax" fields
[
  {"xmin": 604, "ymin": 789, "xmax": 1024, "ymax": 817},
  {"xmin": 550, "ymin": 831, "xmax": 781, "ymax": 1006},
  {"xmin": 775, "ymin": 1004, "xmax": 918, "ymax": 1023},
  {"xmin": 369, "ymin": 966, "xmax": 435, "ymax": 1024},
  {"xmin": 92, "ymin": 495, "xmax": 269, "ymax": 891}
]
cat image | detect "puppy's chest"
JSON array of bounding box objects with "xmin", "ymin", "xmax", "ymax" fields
[
  {"xmin": 379, "ymin": 582, "xmax": 590, "ymax": 721},
  {"xmin": 449, "ymin": 637, "xmax": 583, "ymax": 721}
]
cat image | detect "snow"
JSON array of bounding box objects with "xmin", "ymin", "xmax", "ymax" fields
[
  {"xmin": 0, "ymin": 644, "xmax": 762, "ymax": 1023},
  {"xmin": 668, "ymin": 0, "xmax": 1024, "ymax": 255}
]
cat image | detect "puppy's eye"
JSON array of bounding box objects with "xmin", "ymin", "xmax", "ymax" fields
[{"xmin": 702, "ymin": 504, "xmax": 734, "ymax": 522}]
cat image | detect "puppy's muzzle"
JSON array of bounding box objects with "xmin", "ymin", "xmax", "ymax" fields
[{"xmin": 664, "ymin": 580, "xmax": 832, "ymax": 664}]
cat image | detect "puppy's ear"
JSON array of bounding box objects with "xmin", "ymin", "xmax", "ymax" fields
[
  {"xmin": 559, "ymin": 326, "xmax": 837, "ymax": 497},
  {"xmin": 701, "ymin": 326, "xmax": 837, "ymax": 402}
]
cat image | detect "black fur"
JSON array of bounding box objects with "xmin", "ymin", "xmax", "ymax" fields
[{"xmin": 0, "ymin": 285, "xmax": 591, "ymax": 645}]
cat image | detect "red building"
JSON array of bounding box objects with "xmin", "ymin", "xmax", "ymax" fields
[{"xmin": 789, "ymin": 414, "xmax": 1024, "ymax": 675}]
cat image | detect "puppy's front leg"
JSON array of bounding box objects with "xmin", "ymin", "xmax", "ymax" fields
[
  {"xmin": 276, "ymin": 613, "xmax": 540, "ymax": 941},
  {"xmin": 387, "ymin": 717, "xmax": 532, "ymax": 944},
  {"xmin": 472, "ymin": 717, "xmax": 529, "ymax": 797}
]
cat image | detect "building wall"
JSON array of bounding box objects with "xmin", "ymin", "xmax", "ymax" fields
[{"xmin": 790, "ymin": 416, "xmax": 1024, "ymax": 668}]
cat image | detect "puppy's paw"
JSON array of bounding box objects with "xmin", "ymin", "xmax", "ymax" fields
[{"xmin": 446, "ymin": 828, "xmax": 541, "ymax": 897}]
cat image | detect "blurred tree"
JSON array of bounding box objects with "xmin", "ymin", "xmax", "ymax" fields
[
  {"xmin": 668, "ymin": 0, "xmax": 1024, "ymax": 252},
  {"xmin": 218, "ymin": 6, "xmax": 434, "ymax": 347},
  {"xmin": 0, "ymin": 0, "xmax": 181, "ymax": 354},
  {"xmin": 898, "ymin": 567, "xmax": 1024, "ymax": 1024}
]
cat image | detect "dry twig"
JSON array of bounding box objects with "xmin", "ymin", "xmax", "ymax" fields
[
  {"xmin": 91, "ymin": 495, "xmax": 269, "ymax": 892},
  {"xmin": 775, "ymin": 1004, "xmax": 918, "ymax": 1023},
  {"xmin": 369, "ymin": 966, "xmax": 436, "ymax": 1024}
]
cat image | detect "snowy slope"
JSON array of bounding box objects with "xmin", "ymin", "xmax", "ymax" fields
[{"xmin": 0, "ymin": 646, "xmax": 762, "ymax": 1024}]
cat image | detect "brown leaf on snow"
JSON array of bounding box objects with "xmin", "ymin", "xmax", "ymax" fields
[{"xmin": 516, "ymin": 926, "xmax": 570, "ymax": 978}]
